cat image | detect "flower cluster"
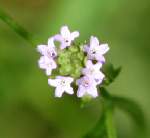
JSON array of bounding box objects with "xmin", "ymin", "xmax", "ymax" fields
[{"xmin": 37, "ymin": 26, "xmax": 109, "ymax": 98}]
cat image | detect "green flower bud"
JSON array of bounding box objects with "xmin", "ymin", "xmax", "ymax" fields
[{"xmin": 57, "ymin": 44, "xmax": 85, "ymax": 78}]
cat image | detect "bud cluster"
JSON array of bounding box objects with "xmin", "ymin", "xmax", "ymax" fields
[{"xmin": 37, "ymin": 26, "xmax": 109, "ymax": 98}]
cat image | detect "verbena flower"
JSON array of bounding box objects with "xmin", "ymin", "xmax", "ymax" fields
[
  {"xmin": 38, "ymin": 56, "xmax": 57, "ymax": 76},
  {"xmin": 76, "ymin": 76, "xmax": 98, "ymax": 98},
  {"xmin": 48, "ymin": 76, "xmax": 74, "ymax": 97},
  {"xmin": 82, "ymin": 60, "xmax": 105, "ymax": 85},
  {"xmin": 84, "ymin": 36, "xmax": 109, "ymax": 63},
  {"xmin": 37, "ymin": 25, "xmax": 109, "ymax": 98},
  {"xmin": 54, "ymin": 26, "xmax": 79, "ymax": 49},
  {"xmin": 37, "ymin": 37, "xmax": 57, "ymax": 59}
]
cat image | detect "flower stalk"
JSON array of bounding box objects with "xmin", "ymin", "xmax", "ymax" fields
[
  {"xmin": 0, "ymin": 8, "xmax": 36, "ymax": 46},
  {"xmin": 101, "ymin": 87, "xmax": 117, "ymax": 138}
]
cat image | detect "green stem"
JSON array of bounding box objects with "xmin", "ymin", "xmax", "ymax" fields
[
  {"xmin": 0, "ymin": 8, "xmax": 36, "ymax": 46},
  {"xmin": 105, "ymin": 103, "xmax": 117, "ymax": 138},
  {"xmin": 83, "ymin": 112, "xmax": 106, "ymax": 138},
  {"xmin": 101, "ymin": 87, "xmax": 117, "ymax": 138}
]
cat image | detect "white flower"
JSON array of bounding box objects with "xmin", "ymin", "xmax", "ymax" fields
[
  {"xmin": 82, "ymin": 60, "xmax": 105, "ymax": 84},
  {"xmin": 76, "ymin": 76, "xmax": 98, "ymax": 98},
  {"xmin": 84, "ymin": 36, "xmax": 109, "ymax": 63},
  {"xmin": 38, "ymin": 56, "xmax": 57, "ymax": 76},
  {"xmin": 37, "ymin": 37, "xmax": 57, "ymax": 59},
  {"xmin": 48, "ymin": 76, "xmax": 74, "ymax": 97},
  {"xmin": 54, "ymin": 26, "xmax": 79, "ymax": 49}
]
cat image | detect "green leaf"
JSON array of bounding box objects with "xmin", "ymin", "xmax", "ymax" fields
[
  {"xmin": 102, "ymin": 63, "xmax": 121, "ymax": 85},
  {"xmin": 0, "ymin": 8, "xmax": 36, "ymax": 46},
  {"xmin": 83, "ymin": 112, "xmax": 106, "ymax": 138},
  {"xmin": 112, "ymin": 96, "xmax": 146, "ymax": 131}
]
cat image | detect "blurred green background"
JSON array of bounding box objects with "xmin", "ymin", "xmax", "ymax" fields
[{"xmin": 0, "ymin": 0, "xmax": 150, "ymax": 138}]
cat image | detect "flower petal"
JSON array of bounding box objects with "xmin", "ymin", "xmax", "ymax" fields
[
  {"xmin": 55, "ymin": 87, "xmax": 64, "ymax": 97},
  {"xmin": 54, "ymin": 34, "xmax": 63, "ymax": 42},
  {"xmin": 46, "ymin": 68, "xmax": 52, "ymax": 76},
  {"xmin": 48, "ymin": 37, "xmax": 55, "ymax": 48},
  {"xmin": 70, "ymin": 31, "xmax": 79, "ymax": 40},
  {"xmin": 65, "ymin": 87, "xmax": 74, "ymax": 95},
  {"xmin": 82, "ymin": 68, "xmax": 88, "ymax": 75},
  {"xmin": 60, "ymin": 26, "xmax": 70, "ymax": 38},
  {"xmin": 54, "ymin": 35, "xmax": 67, "ymax": 49},
  {"xmin": 37, "ymin": 45, "xmax": 47, "ymax": 55},
  {"xmin": 77, "ymin": 86, "xmax": 85, "ymax": 97},
  {"xmin": 95, "ymin": 54, "xmax": 105, "ymax": 63},
  {"xmin": 99, "ymin": 43, "xmax": 109, "ymax": 55},
  {"xmin": 88, "ymin": 87, "xmax": 98, "ymax": 98},
  {"xmin": 60, "ymin": 42, "xmax": 67, "ymax": 49},
  {"xmin": 90, "ymin": 36, "xmax": 99, "ymax": 48},
  {"xmin": 94, "ymin": 71, "xmax": 105, "ymax": 84},
  {"xmin": 83, "ymin": 45, "xmax": 89, "ymax": 52},
  {"xmin": 94, "ymin": 62, "xmax": 102, "ymax": 70},
  {"xmin": 38, "ymin": 61, "xmax": 46, "ymax": 69},
  {"xmin": 38, "ymin": 56, "xmax": 46, "ymax": 68},
  {"xmin": 66, "ymin": 77, "xmax": 74, "ymax": 83},
  {"xmin": 51, "ymin": 60, "xmax": 57, "ymax": 69},
  {"xmin": 48, "ymin": 79, "xmax": 58, "ymax": 87},
  {"xmin": 86, "ymin": 60, "xmax": 93, "ymax": 68}
]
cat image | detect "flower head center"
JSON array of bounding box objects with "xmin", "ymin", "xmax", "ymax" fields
[
  {"xmin": 89, "ymin": 68, "xmax": 94, "ymax": 74},
  {"xmin": 64, "ymin": 38, "xmax": 70, "ymax": 44},
  {"xmin": 65, "ymin": 40, "xmax": 69, "ymax": 42},
  {"xmin": 47, "ymin": 62, "xmax": 52, "ymax": 68},
  {"xmin": 60, "ymin": 79, "xmax": 66, "ymax": 86},
  {"xmin": 83, "ymin": 79, "xmax": 90, "ymax": 87},
  {"xmin": 90, "ymin": 49, "xmax": 96, "ymax": 55},
  {"xmin": 47, "ymin": 50, "xmax": 56, "ymax": 58}
]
